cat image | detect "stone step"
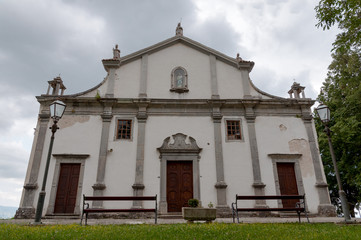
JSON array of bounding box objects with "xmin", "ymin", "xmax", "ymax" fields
[{"xmin": 158, "ymin": 214, "xmax": 183, "ymax": 219}]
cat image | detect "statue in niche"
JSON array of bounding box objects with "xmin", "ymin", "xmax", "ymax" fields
[
  {"xmin": 174, "ymin": 68, "xmax": 186, "ymax": 88},
  {"xmin": 171, "ymin": 67, "xmax": 188, "ymax": 93},
  {"xmin": 176, "ymin": 73, "xmax": 183, "ymax": 87}
]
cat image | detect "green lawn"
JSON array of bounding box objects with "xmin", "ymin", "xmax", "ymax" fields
[{"xmin": 0, "ymin": 223, "xmax": 360, "ymax": 239}]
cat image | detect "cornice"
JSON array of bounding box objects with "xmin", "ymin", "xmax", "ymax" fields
[{"xmin": 118, "ymin": 35, "xmax": 254, "ymax": 72}]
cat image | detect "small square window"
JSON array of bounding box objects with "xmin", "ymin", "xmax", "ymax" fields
[
  {"xmin": 116, "ymin": 120, "xmax": 132, "ymax": 139},
  {"xmin": 226, "ymin": 120, "xmax": 242, "ymax": 140}
]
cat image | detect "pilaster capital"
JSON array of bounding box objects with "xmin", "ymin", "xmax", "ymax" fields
[
  {"xmin": 101, "ymin": 114, "xmax": 113, "ymax": 122},
  {"xmin": 302, "ymin": 114, "xmax": 313, "ymax": 122},
  {"xmin": 215, "ymin": 181, "xmax": 228, "ymax": 189},
  {"xmin": 245, "ymin": 115, "xmax": 256, "ymax": 123},
  {"xmin": 135, "ymin": 99, "xmax": 149, "ymax": 122},
  {"xmin": 212, "ymin": 112, "xmax": 223, "ymax": 122},
  {"xmin": 244, "ymin": 104, "xmax": 257, "ymax": 122},
  {"xmin": 102, "ymin": 59, "xmax": 121, "ymax": 71},
  {"xmin": 99, "ymin": 98, "xmax": 117, "ymax": 107},
  {"xmin": 136, "ymin": 112, "xmax": 148, "ymax": 122},
  {"xmin": 38, "ymin": 113, "xmax": 50, "ymax": 121}
]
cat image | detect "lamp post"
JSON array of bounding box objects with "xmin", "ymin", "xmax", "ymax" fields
[
  {"xmin": 34, "ymin": 100, "xmax": 66, "ymax": 224},
  {"xmin": 315, "ymin": 104, "xmax": 351, "ymax": 222}
]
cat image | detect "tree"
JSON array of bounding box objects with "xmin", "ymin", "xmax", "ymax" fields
[
  {"xmin": 315, "ymin": 0, "xmax": 361, "ymax": 51},
  {"xmin": 315, "ymin": 0, "xmax": 361, "ymax": 217},
  {"xmin": 316, "ymin": 47, "xmax": 361, "ymax": 216}
]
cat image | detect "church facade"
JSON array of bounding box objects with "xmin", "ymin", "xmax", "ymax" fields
[{"xmin": 16, "ymin": 24, "xmax": 335, "ymax": 218}]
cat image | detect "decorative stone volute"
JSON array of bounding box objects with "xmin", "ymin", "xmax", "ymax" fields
[{"xmin": 158, "ymin": 133, "xmax": 201, "ymax": 153}]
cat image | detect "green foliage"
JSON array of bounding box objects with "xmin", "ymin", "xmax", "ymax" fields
[
  {"xmin": 95, "ymin": 91, "xmax": 101, "ymax": 100},
  {"xmin": 316, "ymin": 47, "xmax": 361, "ymax": 216},
  {"xmin": 315, "ymin": 0, "xmax": 361, "ymax": 51},
  {"xmin": 188, "ymin": 199, "xmax": 199, "ymax": 208},
  {"xmin": 1, "ymin": 223, "xmax": 361, "ymax": 240}
]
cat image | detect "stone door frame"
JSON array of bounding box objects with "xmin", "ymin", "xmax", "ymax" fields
[
  {"xmin": 268, "ymin": 153, "xmax": 305, "ymax": 208},
  {"xmin": 157, "ymin": 133, "xmax": 202, "ymax": 214},
  {"xmin": 46, "ymin": 154, "xmax": 89, "ymax": 216}
]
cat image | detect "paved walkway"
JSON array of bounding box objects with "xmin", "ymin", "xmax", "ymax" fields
[{"xmin": 2, "ymin": 217, "xmax": 360, "ymax": 225}]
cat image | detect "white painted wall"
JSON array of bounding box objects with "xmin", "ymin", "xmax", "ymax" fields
[
  {"xmin": 34, "ymin": 115, "xmax": 102, "ymax": 210},
  {"xmin": 217, "ymin": 62, "xmax": 244, "ymax": 98},
  {"xmin": 255, "ymin": 116, "xmax": 320, "ymax": 212},
  {"xmin": 147, "ymin": 43, "xmax": 212, "ymax": 99},
  {"xmin": 114, "ymin": 60, "xmax": 141, "ymax": 98},
  {"xmin": 143, "ymin": 116, "xmax": 217, "ymax": 207},
  {"xmin": 221, "ymin": 117, "xmax": 255, "ymax": 207}
]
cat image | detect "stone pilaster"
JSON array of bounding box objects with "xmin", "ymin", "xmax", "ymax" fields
[
  {"xmin": 102, "ymin": 58, "xmax": 121, "ymax": 98},
  {"xmin": 211, "ymin": 103, "xmax": 229, "ymax": 215},
  {"xmin": 244, "ymin": 104, "xmax": 267, "ymax": 207},
  {"xmin": 240, "ymin": 70, "xmax": 251, "ymax": 98},
  {"xmin": 92, "ymin": 103, "xmax": 114, "ymax": 207},
  {"xmin": 15, "ymin": 113, "xmax": 50, "ymax": 219},
  {"xmin": 209, "ymin": 54, "xmax": 219, "ymax": 99},
  {"xmin": 132, "ymin": 102, "xmax": 148, "ymax": 208},
  {"xmin": 139, "ymin": 54, "xmax": 148, "ymax": 98},
  {"xmin": 301, "ymin": 109, "xmax": 335, "ymax": 216}
]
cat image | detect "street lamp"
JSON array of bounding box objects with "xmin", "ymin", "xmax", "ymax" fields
[
  {"xmin": 315, "ymin": 103, "xmax": 351, "ymax": 222},
  {"xmin": 34, "ymin": 100, "xmax": 66, "ymax": 224}
]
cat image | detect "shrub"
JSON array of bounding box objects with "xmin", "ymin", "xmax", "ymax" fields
[{"xmin": 188, "ymin": 199, "xmax": 199, "ymax": 208}]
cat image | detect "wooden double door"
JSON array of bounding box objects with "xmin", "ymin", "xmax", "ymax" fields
[
  {"xmin": 276, "ymin": 163, "xmax": 299, "ymax": 208},
  {"xmin": 167, "ymin": 161, "xmax": 193, "ymax": 212},
  {"xmin": 54, "ymin": 163, "xmax": 80, "ymax": 214}
]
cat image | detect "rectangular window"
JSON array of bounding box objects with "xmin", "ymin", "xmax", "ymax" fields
[
  {"xmin": 116, "ymin": 120, "xmax": 132, "ymax": 139},
  {"xmin": 226, "ymin": 120, "xmax": 242, "ymax": 140}
]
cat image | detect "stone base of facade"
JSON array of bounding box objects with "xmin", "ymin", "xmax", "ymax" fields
[
  {"xmin": 85, "ymin": 212, "xmax": 155, "ymax": 219},
  {"xmin": 14, "ymin": 207, "xmax": 35, "ymax": 219},
  {"xmin": 216, "ymin": 205, "xmax": 232, "ymax": 217},
  {"xmin": 318, "ymin": 204, "xmax": 336, "ymax": 217}
]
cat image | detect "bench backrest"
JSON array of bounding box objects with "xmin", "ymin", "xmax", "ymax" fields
[
  {"xmin": 236, "ymin": 195, "xmax": 305, "ymax": 200},
  {"xmin": 83, "ymin": 195, "xmax": 157, "ymax": 201}
]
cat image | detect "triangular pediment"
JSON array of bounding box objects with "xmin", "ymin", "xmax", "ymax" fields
[{"xmin": 112, "ymin": 35, "xmax": 254, "ymax": 72}]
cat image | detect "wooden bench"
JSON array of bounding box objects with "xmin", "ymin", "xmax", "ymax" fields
[
  {"xmin": 232, "ymin": 194, "xmax": 309, "ymax": 223},
  {"xmin": 80, "ymin": 195, "xmax": 157, "ymax": 225}
]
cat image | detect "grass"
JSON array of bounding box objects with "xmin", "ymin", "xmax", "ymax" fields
[{"xmin": 0, "ymin": 223, "xmax": 360, "ymax": 240}]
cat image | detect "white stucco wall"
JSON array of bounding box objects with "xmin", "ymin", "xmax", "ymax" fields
[
  {"xmin": 255, "ymin": 116, "xmax": 319, "ymax": 212},
  {"xmin": 34, "ymin": 115, "xmax": 102, "ymax": 209},
  {"xmin": 143, "ymin": 116, "xmax": 217, "ymax": 207},
  {"xmin": 217, "ymin": 62, "xmax": 244, "ymax": 99},
  {"xmin": 114, "ymin": 60, "xmax": 141, "ymax": 98},
  {"xmin": 147, "ymin": 44, "xmax": 212, "ymax": 99},
  {"xmin": 221, "ymin": 117, "xmax": 255, "ymax": 207},
  {"xmin": 101, "ymin": 115, "xmax": 138, "ymax": 208}
]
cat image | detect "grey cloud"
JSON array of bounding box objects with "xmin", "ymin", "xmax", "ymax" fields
[
  {"xmin": 188, "ymin": 17, "xmax": 242, "ymax": 58},
  {"xmin": 0, "ymin": 144, "xmax": 28, "ymax": 179}
]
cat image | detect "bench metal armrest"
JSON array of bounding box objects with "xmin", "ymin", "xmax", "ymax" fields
[{"xmin": 295, "ymin": 199, "xmax": 305, "ymax": 209}]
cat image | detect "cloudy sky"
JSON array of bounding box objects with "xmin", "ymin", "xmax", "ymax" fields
[{"xmin": 0, "ymin": 0, "xmax": 338, "ymax": 208}]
